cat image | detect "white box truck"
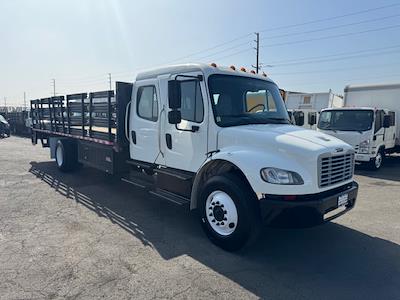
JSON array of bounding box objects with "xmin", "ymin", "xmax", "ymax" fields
[
  {"xmin": 31, "ymin": 63, "xmax": 358, "ymax": 251},
  {"xmin": 285, "ymin": 90, "xmax": 344, "ymax": 129},
  {"xmin": 317, "ymin": 83, "xmax": 400, "ymax": 170}
]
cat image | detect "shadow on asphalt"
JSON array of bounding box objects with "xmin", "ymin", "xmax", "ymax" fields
[
  {"xmin": 29, "ymin": 161, "xmax": 400, "ymax": 299},
  {"xmin": 355, "ymin": 155, "xmax": 400, "ymax": 182}
]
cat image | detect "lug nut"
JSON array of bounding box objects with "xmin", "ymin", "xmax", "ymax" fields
[
  {"xmin": 216, "ymin": 201, "xmax": 220, "ymax": 205},
  {"xmin": 216, "ymin": 222, "xmax": 220, "ymax": 226},
  {"xmin": 209, "ymin": 213, "xmax": 212, "ymax": 216},
  {"xmin": 229, "ymin": 223, "xmax": 235, "ymax": 228},
  {"xmin": 223, "ymin": 217, "xmax": 227, "ymax": 221},
  {"xmin": 224, "ymin": 210, "xmax": 227, "ymax": 214},
  {"xmin": 209, "ymin": 207, "xmax": 212, "ymax": 210},
  {"xmin": 212, "ymin": 219, "xmax": 215, "ymax": 223},
  {"xmin": 221, "ymin": 222, "xmax": 224, "ymax": 225}
]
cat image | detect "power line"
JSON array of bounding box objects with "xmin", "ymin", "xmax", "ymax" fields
[
  {"xmin": 268, "ymin": 48, "xmax": 400, "ymax": 67},
  {"xmin": 267, "ymin": 44, "xmax": 400, "ymax": 65},
  {"xmin": 259, "ymin": 2, "xmax": 400, "ymax": 32},
  {"xmin": 165, "ymin": 33, "xmax": 253, "ymax": 63},
  {"xmin": 262, "ymin": 13, "xmax": 400, "ymax": 40},
  {"xmin": 270, "ymin": 61, "xmax": 400, "ymax": 76},
  {"xmin": 260, "ymin": 23, "xmax": 400, "ymax": 48}
]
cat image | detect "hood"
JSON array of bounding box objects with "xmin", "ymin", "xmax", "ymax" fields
[
  {"xmin": 217, "ymin": 124, "xmax": 353, "ymax": 157},
  {"xmin": 318, "ymin": 129, "xmax": 371, "ymax": 148}
]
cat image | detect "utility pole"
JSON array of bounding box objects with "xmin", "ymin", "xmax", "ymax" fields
[
  {"xmin": 23, "ymin": 92, "xmax": 27, "ymax": 110},
  {"xmin": 252, "ymin": 32, "xmax": 260, "ymax": 73},
  {"xmin": 108, "ymin": 73, "xmax": 112, "ymax": 90},
  {"xmin": 52, "ymin": 79, "xmax": 56, "ymax": 96}
]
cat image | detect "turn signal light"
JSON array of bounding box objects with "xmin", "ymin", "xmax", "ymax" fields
[
  {"xmin": 262, "ymin": 72, "xmax": 267, "ymax": 77},
  {"xmin": 230, "ymin": 65, "xmax": 236, "ymax": 70},
  {"xmin": 240, "ymin": 67, "xmax": 246, "ymax": 72},
  {"xmin": 250, "ymin": 70, "xmax": 256, "ymax": 74},
  {"xmin": 210, "ymin": 63, "xmax": 217, "ymax": 67}
]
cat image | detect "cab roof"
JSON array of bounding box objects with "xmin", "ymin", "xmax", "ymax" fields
[{"xmin": 135, "ymin": 63, "xmax": 276, "ymax": 84}]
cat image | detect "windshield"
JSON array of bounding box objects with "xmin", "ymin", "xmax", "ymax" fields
[
  {"xmin": 318, "ymin": 109, "xmax": 373, "ymax": 131},
  {"xmin": 208, "ymin": 75, "xmax": 289, "ymax": 127}
]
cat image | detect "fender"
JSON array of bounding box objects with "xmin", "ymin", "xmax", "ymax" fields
[{"xmin": 190, "ymin": 146, "xmax": 313, "ymax": 210}]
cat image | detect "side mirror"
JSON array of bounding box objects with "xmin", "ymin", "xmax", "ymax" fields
[
  {"xmin": 383, "ymin": 115, "xmax": 391, "ymax": 128},
  {"xmin": 168, "ymin": 110, "xmax": 181, "ymax": 124},
  {"xmin": 168, "ymin": 80, "xmax": 181, "ymax": 109},
  {"xmin": 294, "ymin": 111, "xmax": 304, "ymax": 126},
  {"xmin": 308, "ymin": 112, "xmax": 317, "ymax": 126}
]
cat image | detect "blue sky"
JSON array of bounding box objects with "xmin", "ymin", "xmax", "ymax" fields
[{"xmin": 1, "ymin": 0, "xmax": 400, "ymax": 106}]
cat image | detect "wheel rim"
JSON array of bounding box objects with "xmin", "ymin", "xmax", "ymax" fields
[
  {"xmin": 205, "ymin": 190, "xmax": 238, "ymax": 236},
  {"xmin": 375, "ymin": 153, "xmax": 382, "ymax": 168},
  {"xmin": 56, "ymin": 145, "xmax": 63, "ymax": 167}
]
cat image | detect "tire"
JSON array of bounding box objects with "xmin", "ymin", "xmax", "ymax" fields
[
  {"xmin": 369, "ymin": 149, "xmax": 385, "ymax": 171},
  {"xmin": 55, "ymin": 139, "xmax": 78, "ymax": 172},
  {"xmin": 198, "ymin": 173, "xmax": 261, "ymax": 252}
]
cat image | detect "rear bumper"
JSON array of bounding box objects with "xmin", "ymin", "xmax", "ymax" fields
[{"xmin": 259, "ymin": 181, "xmax": 358, "ymax": 227}]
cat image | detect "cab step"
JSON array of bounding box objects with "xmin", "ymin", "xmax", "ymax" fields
[{"xmin": 149, "ymin": 188, "xmax": 190, "ymax": 206}]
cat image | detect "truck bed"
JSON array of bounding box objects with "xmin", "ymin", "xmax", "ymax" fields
[{"xmin": 31, "ymin": 82, "xmax": 132, "ymax": 148}]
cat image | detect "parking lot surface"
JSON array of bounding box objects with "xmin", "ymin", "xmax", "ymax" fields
[{"xmin": 1, "ymin": 136, "xmax": 400, "ymax": 299}]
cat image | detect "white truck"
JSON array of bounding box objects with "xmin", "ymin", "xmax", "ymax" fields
[
  {"xmin": 317, "ymin": 83, "xmax": 400, "ymax": 170},
  {"xmin": 285, "ymin": 90, "xmax": 344, "ymax": 129},
  {"xmin": 31, "ymin": 63, "xmax": 358, "ymax": 251}
]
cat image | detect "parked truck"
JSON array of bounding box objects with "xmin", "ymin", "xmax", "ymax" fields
[
  {"xmin": 285, "ymin": 90, "xmax": 343, "ymax": 129},
  {"xmin": 317, "ymin": 83, "xmax": 400, "ymax": 170},
  {"xmin": 31, "ymin": 63, "xmax": 358, "ymax": 251}
]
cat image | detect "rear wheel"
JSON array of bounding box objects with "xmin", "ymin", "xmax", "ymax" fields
[
  {"xmin": 199, "ymin": 173, "xmax": 261, "ymax": 251},
  {"xmin": 55, "ymin": 139, "xmax": 79, "ymax": 172}
]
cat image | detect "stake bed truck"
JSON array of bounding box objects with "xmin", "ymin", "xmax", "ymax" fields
[{"xmin": 31, "ymin": 63, "xmax": 358, "ymax": 251}]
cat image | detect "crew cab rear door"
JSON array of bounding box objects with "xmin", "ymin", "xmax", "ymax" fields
[{"xmin": 129, "ymin": 79, "xmax": 161, "ymax": 164}]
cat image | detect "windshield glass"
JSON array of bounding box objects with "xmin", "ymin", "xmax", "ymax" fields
[
  {"xmin": 318, "ymin": 109, "xmax": 373, "ymax": 131},
  {"xmin": 208, "ymin": 75, "xmax": 289, "ymax": 127}
]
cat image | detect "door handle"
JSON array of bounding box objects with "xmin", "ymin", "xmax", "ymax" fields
[
  {"xmin": 166, "ymin": 133, "xmax": 172, "ymax": 149},
  {"xmin": 131, "ymin": 130, "xmax": 136, "ymax": 144}
]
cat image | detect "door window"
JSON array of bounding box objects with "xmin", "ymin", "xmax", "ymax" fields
[
  {"xmin": 180, "ymin": 80, "xmax": 204, "ymax": 123},
  {"xmin": 374, "ymin": 110, "xmax": 384, "ymax": 133},
  {"xmin": 137, "ymin": 86, "xmax": 158, "ymax": 122}
]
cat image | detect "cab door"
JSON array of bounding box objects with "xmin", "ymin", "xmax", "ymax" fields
[
  {"xmin": 161, "ymin": 73, "xmax": 208, "ymax": 172},
  {"xmin": 384, "ymin": 111, "xmax": 396, "ymax": 149},
  {"xmin": 129, "ymin": 79, "xmax": 161, "ymax": 163}
]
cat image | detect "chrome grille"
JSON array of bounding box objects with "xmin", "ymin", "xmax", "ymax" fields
[{"xmin": 319, "ymin": 152, "xmax": 354, "ymax": 188}]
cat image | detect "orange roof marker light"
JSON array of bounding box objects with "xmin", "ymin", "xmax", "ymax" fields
[
  {"xmin": 229, "ymin": 65, "xmax": 236, "ymax": 70},
  {"xmin": 250, "ymin": 70, "xmax": 256, "ymax": 74},
  {"xmin": 240, "ymin": 67, "xmax": 247, "ymax": 72},
  {"xmin": 210, "ymin": 63, "xmax": 217, "ymax": 67},
  {"xmin": 262, "ymin": 72, "xmax": 268, "ymax": 77}
]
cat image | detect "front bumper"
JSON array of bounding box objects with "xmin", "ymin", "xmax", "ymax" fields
[
  {"xmin": 259, "ymin": 181, "xmax": 358, "ymax": 227},
  {"xmin": 355, "ymin": 153, "xmax": 372, "ymax": 162}
]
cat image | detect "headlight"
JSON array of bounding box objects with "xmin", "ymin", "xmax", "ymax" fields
[
  {"xmin": 260, "ymin": 167, "xmax": 304, "ymax": 185},
  {"xmin": 358, "ymin": 140, "xmax": 370, "ymax": 154}
]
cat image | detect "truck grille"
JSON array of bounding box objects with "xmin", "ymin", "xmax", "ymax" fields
[{"xmin": 319, "ymin": 152, "xmax": 354, "ymax": 188}]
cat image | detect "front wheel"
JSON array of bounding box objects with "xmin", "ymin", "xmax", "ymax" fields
[
  {"xmin": 198, "ymin": 173, "xmax": 261, "ymax": 251},
  {"xmin": 369, "ymin": 150, "xmax": 384, "ymax": 171}
]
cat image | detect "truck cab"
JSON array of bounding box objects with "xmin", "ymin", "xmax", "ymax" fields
[{"xmin": 317, "ymin": 107, "xmax": 396, "ymax": 170}]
